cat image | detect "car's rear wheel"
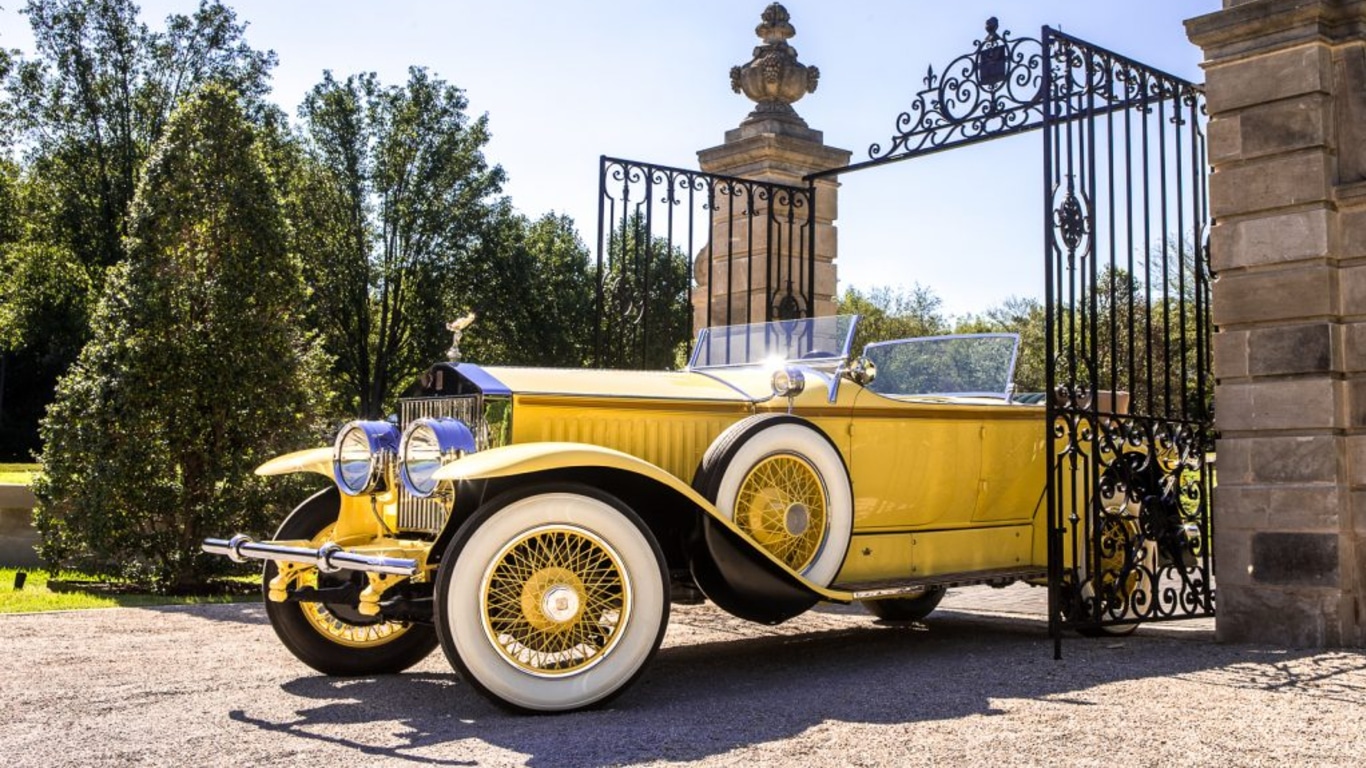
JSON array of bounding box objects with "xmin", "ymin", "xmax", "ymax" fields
[
  {"xmin": 695, "ymin": 415, "xmax": 853, "ymax": 587},
  {"xmin": 862, "ymin": 587, "xmax": 947, "ymax": 622},
  {"xmin": 263, "ymin": 488, "xmax": 438, "ymax": 675},
  {"xmin": 434, "ymin": 484, "xmax": 669, "ymax": 713},
  {"xmin": 1073, "ymin": 515, "xmax": 1144, "ymax": 637}
]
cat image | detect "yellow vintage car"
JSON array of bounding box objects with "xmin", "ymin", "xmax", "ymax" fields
[{"xmin": 204, "ymin": 314, "xmax": 1061, "ymax": 713}]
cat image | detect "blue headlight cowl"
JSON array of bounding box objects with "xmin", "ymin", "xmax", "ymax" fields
[
  {"xmin": 333, "ymin": 420, "xmax": 400, "ymax": 496},
  {"xmin": 399, "ymin": 417, "xmax": 477, "ymax": 498}
]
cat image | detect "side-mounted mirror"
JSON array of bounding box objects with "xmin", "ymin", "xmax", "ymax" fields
[{"xmin": 844, "ymin": 356, "xmax": 877, "ymax": 387}]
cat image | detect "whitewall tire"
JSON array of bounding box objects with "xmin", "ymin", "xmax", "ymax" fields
[
  {"xmin": 696, "ymin": 415, "xmax": 853, "ymax": 587},
  {"xmin": 435, "ymin": 484, "xmax": 669, "ymax": 713}
]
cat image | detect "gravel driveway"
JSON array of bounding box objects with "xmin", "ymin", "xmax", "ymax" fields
[{"xmin": 3, "ymin": 586, "xmax": 1363, "ymax": 767}]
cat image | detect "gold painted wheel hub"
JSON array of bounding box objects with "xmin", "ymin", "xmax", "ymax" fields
[
  {"xmin": 482, "ymin": 525, "xmax": 629, "ymax": 676},
  {"xmin": 519, "ymin": 566, "xmax": 587, "ymax": 633},
  {"xmin": 735, "ymin": 453, "xmax": 827, "ymax": 572}
]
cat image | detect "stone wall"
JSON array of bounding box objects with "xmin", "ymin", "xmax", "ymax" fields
[{"xmin": 1188, "ymin": 0, "xmax": 1366, "ymax": 646}]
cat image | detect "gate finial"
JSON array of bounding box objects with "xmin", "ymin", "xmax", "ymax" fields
[{"xmin": 729, "ymin": 3, "xmax": 820, "ymax": 128}]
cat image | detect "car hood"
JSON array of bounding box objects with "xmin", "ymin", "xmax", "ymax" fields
[{"xmin": 475, "ymin": 365, "xmax": 780, "ymax": 403}]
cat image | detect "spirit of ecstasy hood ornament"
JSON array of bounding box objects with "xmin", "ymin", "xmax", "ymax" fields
[{"xmin": 446, "ymin": 312, "xmax": 476, "ymax": 363}]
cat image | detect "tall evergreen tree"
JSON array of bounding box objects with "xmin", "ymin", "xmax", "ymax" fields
[
  {"xmin": 33, "ymin": 85, "xmax": 328, "ymax": 588},
  {"xmin": 7, "ymin": 0, "xmax": 275, "ymax": 275},
  {"xmin": 0, "ymin": 0, "xmax": 275, "ymax": 457},
  {"xmin": 522, "ymin": 212, "xmax": 597, "ymax": 366}
]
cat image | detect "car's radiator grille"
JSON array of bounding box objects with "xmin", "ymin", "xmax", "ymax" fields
[
  {"xmin": 396, "ymin": 395, "xmax": 501, "ymax": 534},
  {"xmin": 401, "ymin": 395, "xmax": 486, "ymax": 440}
]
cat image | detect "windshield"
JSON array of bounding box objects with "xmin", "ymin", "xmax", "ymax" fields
[
  {"xmin": 688, "ymin": 315, "xmax": 860, "ymax": 369},
  {"xmin": 863, "ymin": 334, "xmax": 1020, "ymax": 399}
]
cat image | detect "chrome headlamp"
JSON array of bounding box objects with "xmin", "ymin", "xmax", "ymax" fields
[
  {"xmin": 771, "ymin": 366, "xmax": 806, "ymax": 398},
  {"xmin": 399, "ymin": 417, "xmax": 477, "ymax": 498},
  {"xmin": 333, "ymin": 420, "xmax": 400, "ymax": 496}
]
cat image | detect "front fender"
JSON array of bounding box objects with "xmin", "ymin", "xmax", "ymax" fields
[
  {"xmin": 433, "ymin": 442, "xmax": 708, "ymax": 503},
  {"xmin": 255, "ymin": 447, "xmax": 332, "ymax": 478},
  {"xmin": 431, "ymin": 441, "xmax": 847, "ymax": 608}
]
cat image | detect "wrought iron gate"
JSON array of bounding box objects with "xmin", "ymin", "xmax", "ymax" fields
[
  {"xmin": 808, "ymin": 18, "xmax": 1217, "ymax": 641},
  {"xmin": 593, "ymin": 157, "xmax": 816, "ymax": 369},
  {"xmin": 1041, "ymin": 28, "xmax": 1215, "ymax": 643}
]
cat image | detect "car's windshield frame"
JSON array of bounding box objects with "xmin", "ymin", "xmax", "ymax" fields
[
  {"xmin": 687, "ymin": 315, "xmax": 861, "ymax": 370},
  {"xmin": 862, "ymin": 333, "xmax": 1021, "ymax": 400}
]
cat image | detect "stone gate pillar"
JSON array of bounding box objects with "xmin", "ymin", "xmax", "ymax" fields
[
  {"xmin": 694, "ymin": 3, "xmax": 850, "ymax": 329},
  {"xmin": 1188, "ymin": 0, "xmax": 1366, "ymax": 646}
]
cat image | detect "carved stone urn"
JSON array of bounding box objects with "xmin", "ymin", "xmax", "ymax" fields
[{"xmin": 729, "ymin": 2, "xmax": 820, "ymax": 125}]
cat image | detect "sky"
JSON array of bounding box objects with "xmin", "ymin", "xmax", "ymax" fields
[{"xmin": 0, "ymin": 0, "xmax": 1223, "ymax": 319}]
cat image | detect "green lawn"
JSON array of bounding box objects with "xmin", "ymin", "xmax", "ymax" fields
[
  {"xmin": 0, "ymin": 568, "xmax": 258, "ymax": 613},
  {"xmin": 0, "ymin": 463, "xmax": 39, "ymax": 485}
]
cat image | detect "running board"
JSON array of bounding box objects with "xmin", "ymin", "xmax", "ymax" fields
[{"xmin": 833, "ymin": 567, "xmax": 1047, "ymax": 601}]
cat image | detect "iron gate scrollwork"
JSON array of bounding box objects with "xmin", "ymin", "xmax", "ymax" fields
[
  {"xmin": 860, "ymin": 16, "xmax": 1046, "ymax": 169},
  {"xmin": 1042, "ymin": 28, "xmax": 1215, "ymax": 645},
  {"xmin": 594, "ymin": 157, "xmax": 816, "ymax": 369}
]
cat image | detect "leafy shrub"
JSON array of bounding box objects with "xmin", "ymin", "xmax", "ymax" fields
[{"xmin": 32, "ymin": 85, "xmax": 330, "ymax": 589}]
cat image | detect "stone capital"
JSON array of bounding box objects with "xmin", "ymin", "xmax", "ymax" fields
[
  {"xmin": 697, "ymin": 131, "xmax": 851, "ymax": 183},
  {"xmin": 1188, "ymin": 0, "xmax": 1366, "ymax": 63}
]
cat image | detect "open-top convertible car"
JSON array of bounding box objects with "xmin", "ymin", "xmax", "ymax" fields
[{"xmin": 205, "ymin": 314, "xmax": 1073, "ymax": 712}]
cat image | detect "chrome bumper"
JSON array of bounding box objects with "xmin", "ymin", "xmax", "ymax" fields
[{"xmin": 202, "ymin": 535, "xmax": 420, "ymax": 577}]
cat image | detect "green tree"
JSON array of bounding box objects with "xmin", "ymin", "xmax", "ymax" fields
[
  {"xmin": 32, "ymin": 85, "xmax": 328, "ymax": 589},
  {"xmin": 292, "ymin": 68, "xmax": 505, "ymax": 417},
  {"xmin": 836, "ymin": 283, "xmax": 949, "ymax": 353},
  {"xmin": 522, "ymin": 212, "xmax": 597, "ymax": 366},
  {"xmin": 955, "ymin": 296, "xmax": 1048, "ymax": 393},
  {"xmin": 7, "ymin": 0, "xmax": 275, "ymax": 276},
  {"xmin": 596, "ymin": 212, "xmax": 692, "ymax": 370},
  {"xmin": 452, "ymin": 205, "xmax": 596, "ymax": 368},
  {"xmin": 1, "ymin": 0, "xmax": 276, "ymax": 456}
]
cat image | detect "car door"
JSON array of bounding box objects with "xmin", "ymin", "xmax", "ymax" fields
[{"xmin": 847, "ymin": 388, "xmax": 985, "ymax": 530}]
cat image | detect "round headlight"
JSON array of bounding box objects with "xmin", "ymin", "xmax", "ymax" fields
[
  {"xmin": 333, "ymin": 420, "xmax": 399, "ymax": 496},
  {"xmin": 399, "ymin": 417, "xmax": 477, "ymax": 498},
  {"xmin": 771, "ymin": 366, "xmax": 805, "ymax": 397}
]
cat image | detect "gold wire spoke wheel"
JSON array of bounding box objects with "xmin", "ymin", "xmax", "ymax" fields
[
  {"xmin": 700, "ymin": 417, "xmax": 854, "ymax": 588},
  {"xmin": 481, "ymin": 524, "xmax": 630, "ymax": 677},
  {"xmin": 437, "ymin": 488, "xmax": 668, "ymax": 712},
  {"xmin": 1097, "ymin": 517, "xmax": 1143, "ymax": 605},
  {"xmin": 1072, "ymin": 516, "xmax": 1145, "ymax": 638},
  {"xmin": 296, "ymin": 589, "xmax": 412, "ymax": 649},
  {"xmin": 264, "ymin": 488, "xmax": 437, "ymax": 677},
  {"xmin": 292, "ymin": 523, "xmax": 414, "ymax": 649},
  {"xmin": 734, "ymin": 453, "xmax": 828, "ymax": 572}
]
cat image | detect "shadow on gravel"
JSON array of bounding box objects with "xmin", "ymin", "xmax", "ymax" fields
[
  {"xmin": 229, "ymin": 677, "xmax": 481, "ymax": 767},
  {"xmin": 140, "ymin": 601, "xmax": 268, "ymax": 626},
  {"xmin": 221, "ymin": 609, "xmax": 1344, "ymax": 767}
]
